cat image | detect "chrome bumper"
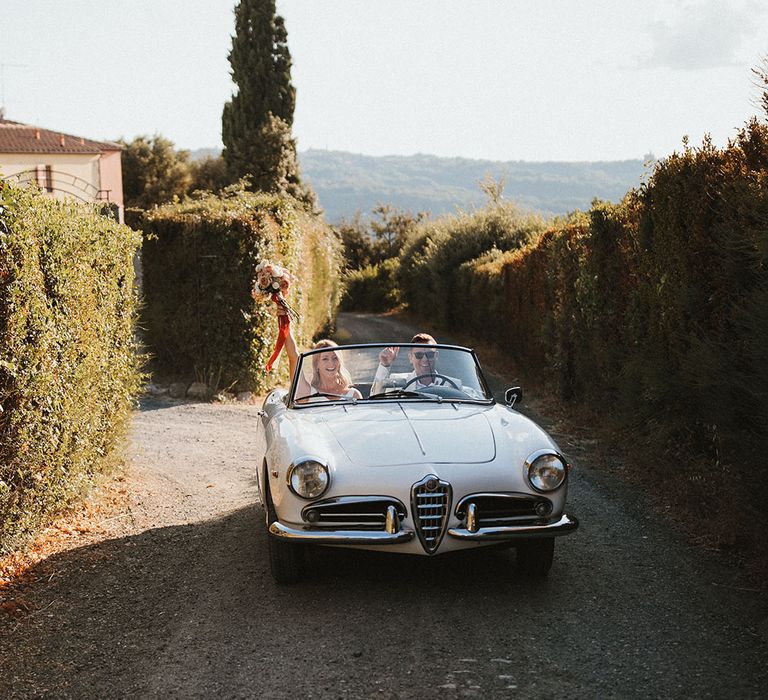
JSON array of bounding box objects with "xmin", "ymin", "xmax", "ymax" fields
[
  {"xmin": 447, "ymin": 513, "xmax": 579, "ymax": 541},
  {"xmin": 269, "ymin": 521, "xmax": 415, "ymax": 545}
]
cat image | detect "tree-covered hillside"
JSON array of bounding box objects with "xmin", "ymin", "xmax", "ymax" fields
[
  {"xmin": 189, "ymin": 148, "xmax": 649, "ymax": 222},
  {"xmin": 298, "ymin": 149, "xmax": 649, "ymax": 221}
]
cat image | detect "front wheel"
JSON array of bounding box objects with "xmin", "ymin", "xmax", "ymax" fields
[
  {"xmin": 264, "ymin": 474, "xmax": 305, "ymax": 584},
  {"xmin": 516, "ymin": 538, "xmax": 554, "ymax": 577},
  {"xmin": 268, "ymin": 533, "xmax": 305, "ymax": 584}
]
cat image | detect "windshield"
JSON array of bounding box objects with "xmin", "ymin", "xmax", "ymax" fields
[{"xmin": 290, "ymin": 343, "xmax": 492, "ymax": 406}]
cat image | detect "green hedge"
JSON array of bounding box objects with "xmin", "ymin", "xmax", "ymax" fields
[
  {"xmin": 491, "ymin": 205, "xmax": 640, "ymax": 404},
  {"xmin": 498, "ymin": 126, "xmax": 768, "ymax": 480},
  {"xmin": 398, "ymin": 203, "xmax": 546, "ymax": 327},
  {"xmin": 0, "ymin": 183, "xmax": 142, "ymax": 553},
  {"xmin": 628, "ymin": 127, "xmax": 768, "ymax": 494},
  {"xmin": 340, "ymin": 258, "xmax": 400, "ymax": 312},
  {"xmin": 139, "ymin": 188, "xmax": 342, "ymax": 391},
  {"xmin": 399, "ymin": 121, "xmax": 768, "ymax": 547}
]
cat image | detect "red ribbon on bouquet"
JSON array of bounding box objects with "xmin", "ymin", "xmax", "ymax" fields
[{"xmin": 265, "ymin": 294, "xmax": 291, "ymax": 371}]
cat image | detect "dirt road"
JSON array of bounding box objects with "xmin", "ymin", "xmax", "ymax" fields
[{"xmin": 1, "ymin": 312, "xmax": 766, "ymax": 698}]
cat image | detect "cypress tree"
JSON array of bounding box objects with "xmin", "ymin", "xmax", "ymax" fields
[{"xmin": 222, "ymin": 0, "xmax": 313, "ymax": 206}]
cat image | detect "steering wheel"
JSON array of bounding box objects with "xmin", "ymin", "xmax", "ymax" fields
[{"xmin": 402, "ymin": 373, "xmax": 460, "ymax": 391}]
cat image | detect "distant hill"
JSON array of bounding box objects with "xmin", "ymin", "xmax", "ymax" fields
[
  {"xmin": 190, "ymin": 147, "xmax": 650, "ymax": 222},
  {"xmin": 189, "ymin": 147, "xmax": 221, "ymax": 161},
  {"xmin": 299, "ymin": 150, "xmax": 651, "ymax": 222}
]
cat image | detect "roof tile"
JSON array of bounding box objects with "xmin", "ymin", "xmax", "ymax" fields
[{"xmin": 0, "ymin": 118, "xmax": 122, "ymax": 154}]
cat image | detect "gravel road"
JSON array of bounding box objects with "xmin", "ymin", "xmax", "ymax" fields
[{"xmin": 1, "ymin": 312, "xmax": 766, "ymax": 699}]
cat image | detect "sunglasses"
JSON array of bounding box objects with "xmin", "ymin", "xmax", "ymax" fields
[{"xmin": 413, "ymin": 351, "xmax": 436, "ymax": 360}]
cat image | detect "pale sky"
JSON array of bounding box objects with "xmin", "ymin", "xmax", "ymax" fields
[{"xmin": 2, "ymin": 0, "xmax": 766, "ymax": 161}]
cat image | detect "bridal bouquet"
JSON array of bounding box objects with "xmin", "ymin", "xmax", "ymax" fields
[
  {"xmin": 252, "ymin": 260, "xmax": 300, "ymax": 371},
  {"xmin": 253, "ymin": 260, "xmax": 299, "ymax": 319}
]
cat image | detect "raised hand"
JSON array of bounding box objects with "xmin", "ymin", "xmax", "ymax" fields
[{"xmin": 379, "ymin": 346, "xmax": 400, "ymax": 367}]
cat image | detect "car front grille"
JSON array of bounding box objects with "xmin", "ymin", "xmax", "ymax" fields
[
  {"xmin": 301, "ymin": 496, "xmax": 406, "ymax": 530},
  {"xmin": 411, "ymin": 475, "xmax": 452, "ymax": 554},
  {"xmin": 455, "ymin": 493, "xmax": 553, "ymax": 528}
]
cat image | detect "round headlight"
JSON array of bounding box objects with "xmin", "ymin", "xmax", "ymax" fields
[
  {"xmin": 526, "ymin": 451, "xmax": 567, "ymax": 492},
  {"xmin": 288, "ymin": 460, "xmax": 329, "ymax": 499}
]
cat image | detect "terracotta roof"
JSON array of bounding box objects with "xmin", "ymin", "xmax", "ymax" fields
[{"xmin": 0, "ymin": 118, "xmax": 122, "ymax": 154}]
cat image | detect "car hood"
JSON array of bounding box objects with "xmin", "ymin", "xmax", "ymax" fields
[{"xmin": 318, "ymin": 403, "xmax": 496, "ymax": 466}]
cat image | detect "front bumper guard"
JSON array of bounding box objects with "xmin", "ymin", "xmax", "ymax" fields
[
  {"xmin": 270, "ymin": 513, "xmax": 577, "ymax": 546},
  {"xmin": 448, "ymin": 512, "xmax": 578, "ymax": 540},
  {"xmin": 269, "ymin": 521, "xmax": 415, "ymax": 545}
]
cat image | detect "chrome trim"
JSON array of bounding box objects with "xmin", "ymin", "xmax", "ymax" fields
[
  {"xmin": 286, "ymin": 456, "xmax": 330, "ymax": 500},
  {"xmin": 454, "ymin": 491, "xmax": 550, "ymax": 516},
  {"xmin": 269, "ymin": 521, "xmax": 414, "ymax": 544},
  {"xmin": 411, "ymin": 474, "xmax": 452, "ymax": 554},
  {"xmin": 301, "ymin": 495, "xmax": 406, "ymax": 527},
  {"xmin": 524, "ymin": 449, "xmax": 568, "ymax": 493},
  {"xmin": 385, "ymin": 505, "xmax": 399, "ymax": 534},
  {"xmin": 466, "ymin": 502, "xmax": 478, "ymax": 533},
  {"xmin": 447, "ymin": 513, "xmax": 579, "ymax": 540},
  {"xmin": 399, "ymin": 402, "xmax": 426, "ymax": 455},
  {"xmin": 504, "ymin": 386, "xmax": 523, "ymax": 407}
]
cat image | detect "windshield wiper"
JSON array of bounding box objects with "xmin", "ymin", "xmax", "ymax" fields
[
  {"xmin": 295, "ymin": 391, "xmax": 354, "ymax": 402},
  {"xmin": 368, "ymin": 390, "xmax": 426, "ymax": 400}
]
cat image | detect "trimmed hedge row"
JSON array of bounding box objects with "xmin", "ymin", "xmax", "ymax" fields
[
  {"xmin": 498, "ymin": 126, "xmax": 768, "ymax": 473},
  {"xmin": 401, "ymin": 121, "xmax": 768, "ymax": 535},
  {"xmin": 398, "ymin": 203, "xmax": 547, "ymax": 326},
  {"xmin": 340, "ymin": 258, "xmax": 400, "ymax": 312},
  {"xmin": 0, "ymin": 183, "xmax": 142, "ymax": 553},
  {"xmin": 139, "ymin": 188, "xmax": 342, "ymax": 391}
]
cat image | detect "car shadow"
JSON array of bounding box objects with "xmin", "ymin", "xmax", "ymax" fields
[
  {"xmin": 0, "ymin": 505, "xmax": 564, "ymax": 698},
  {"xmin": 4, "ymin": 502, "xmax": 764, "ymax": 698},
  {"xmin": 303, "ymin": 539, "xmax": 542, "ymax": 592}
]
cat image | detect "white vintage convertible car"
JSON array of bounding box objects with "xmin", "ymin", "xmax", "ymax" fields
[{"xmin": 255, "ymin": 343, "xmax": 578, "ymax": 583}]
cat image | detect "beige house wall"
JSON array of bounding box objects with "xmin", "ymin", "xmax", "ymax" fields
[
  {"xmin": 98, "ymin": 150, "xmax": 124, "ymax": 208},
  {"xmin": 0, "ymin": 150, "xmax": 124, "ymax": 222},
  {"xmin": 0, "ymin": 153, "xmax": 100, "ymax": 201}
]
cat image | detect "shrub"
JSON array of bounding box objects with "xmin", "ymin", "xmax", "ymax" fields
[
  {"xmin": 0, "ymin": 183, "xmax": 142, "ymax": 553},
  {"xmin": 398, "ymin": 202, "xmax": 546, "ymax": 328},
  {"xmin": 139, "ymin": 186, "xmax": 342, "ymax": 391},
  {"xmin": 396, "ymin": 120, "xmax": 768, "ymax": 556},
  {"xmin": 432, "ymin": 124, "xmax": 768, "ymax": 540},
  {"xmin": 628, "ymin": 125, "xmax": 768, "ymax": 506},
  {"xmin": 340, "ymin": 258, "xmax": 400, "ymax": 312}
]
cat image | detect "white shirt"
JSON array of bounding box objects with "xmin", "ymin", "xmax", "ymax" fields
[{"xmin": 371, "ymin": 365, "xmax": 461, "ymax": 396}]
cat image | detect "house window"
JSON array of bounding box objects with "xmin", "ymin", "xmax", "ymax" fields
[{"xmin": 45, "ymin": 165, "xmax": 53, "ymax": 192}]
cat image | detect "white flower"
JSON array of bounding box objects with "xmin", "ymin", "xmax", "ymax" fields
[
  {"xmin": 271, "ymin": 281, "xmax": 279, "ymax": 290},
  {"xmin": 257, "ymin": 271, "xmax": 272, "ymax": 288}
]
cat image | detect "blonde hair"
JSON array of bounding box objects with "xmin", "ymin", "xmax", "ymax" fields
[{"xmin": 310, "ymin": 339, "xmax": 354, "ymax": 389}]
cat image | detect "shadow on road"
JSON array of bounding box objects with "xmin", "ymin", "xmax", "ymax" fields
[
  {"xmin": 2, "ymin": 312, "xmax": 765, "ymax": 698},
  {"xmin": 0, "ymin": 504, "xmax": 573, "ymax": 699},
  {"xmin": 2, "ymin": 501, "xmax": 766, "ymax": 699}
]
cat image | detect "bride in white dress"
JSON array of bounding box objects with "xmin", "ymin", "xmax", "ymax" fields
[{"xmin": 280, "ymin": 314, "xmax": 362, "ymax": 402}]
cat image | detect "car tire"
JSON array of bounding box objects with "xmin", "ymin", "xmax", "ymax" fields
[
  {"xmin": 268, "ymin": 534, "xmax": 305, "ymax": 584},
  {"xmin": 516, "ymin": 537, "xmax": 554, "ymax": 577},
  {"xmin": 263, "ymin": 474, "xmax": 305, "ymax": 584}
]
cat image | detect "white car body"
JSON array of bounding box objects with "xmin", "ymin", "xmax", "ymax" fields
[{"xmin": 255, "ymin": 343, "xmax": 578, "ymax": 581}]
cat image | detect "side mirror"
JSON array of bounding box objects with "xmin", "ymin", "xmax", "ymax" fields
[{"xmin": 504, "ymin": 386, "xmax": 523, "ymax": 407}]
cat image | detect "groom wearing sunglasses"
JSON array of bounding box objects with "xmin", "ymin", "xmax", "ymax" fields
[{"xmin": 371, "ymin": 332, "xmax": 461, "ymax": 395}]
